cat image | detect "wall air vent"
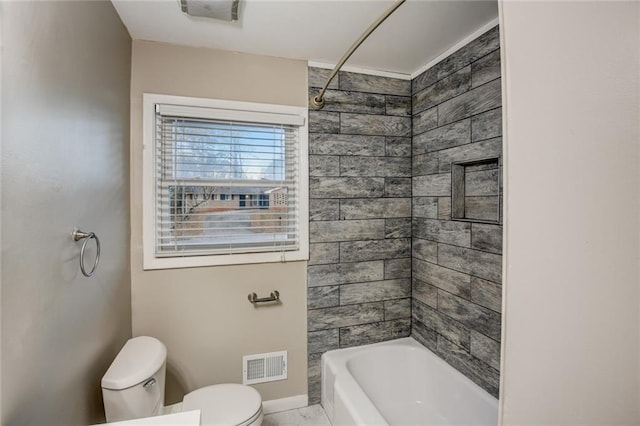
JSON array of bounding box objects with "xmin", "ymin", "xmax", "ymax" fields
[{"xmin": 242, "ymin": 351, "xmax": 287, "ymax": 385}]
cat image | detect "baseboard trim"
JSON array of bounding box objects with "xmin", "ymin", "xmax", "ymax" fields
[{"xmin": 262, "ymin": 394, "xmax": 308, "ymax": 414}]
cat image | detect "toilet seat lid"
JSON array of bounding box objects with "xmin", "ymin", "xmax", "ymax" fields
[{"xmin": 182, "ymin": 384, "xmax": 262, "ymax": 426}]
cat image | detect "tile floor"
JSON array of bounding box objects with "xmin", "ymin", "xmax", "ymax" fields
[{"xmin": 263, "ymin": 404, "xmax": 331, "ymax": 426}]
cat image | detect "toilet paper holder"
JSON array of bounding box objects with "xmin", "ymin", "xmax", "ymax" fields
[{"xmin": 248, "ymin": 290, "xmax": 280, "ymax": 304}]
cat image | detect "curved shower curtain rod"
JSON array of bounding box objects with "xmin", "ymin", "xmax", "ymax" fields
[{"xmin": 310, "ymin": 0, "xmax": 406, "ymax": 110}]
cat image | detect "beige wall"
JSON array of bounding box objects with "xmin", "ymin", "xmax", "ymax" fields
[
  {"xmin": 130, "ymin": 40, "xmax": 308, "ymax": 403},
  {"xmin": 500, "ymin": 1, "xmax": 640, "ymax": 423},
  {"xmin": 1, "ymin": 1, "xmax": 132, "ymax": 424}
]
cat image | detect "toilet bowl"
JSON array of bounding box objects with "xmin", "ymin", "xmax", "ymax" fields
[{"xmin": 101, "ymin": 336, "xmax": 263, "ymax": 426}]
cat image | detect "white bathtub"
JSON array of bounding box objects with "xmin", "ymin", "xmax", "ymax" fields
[{"xmin": 321, "ymin": 337, "xmax": 498, "ymax": 425}]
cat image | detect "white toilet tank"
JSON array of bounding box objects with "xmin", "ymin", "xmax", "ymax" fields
[{"xmin": 102, "ymin": 336, "xmax": 167, "ymax": 423}]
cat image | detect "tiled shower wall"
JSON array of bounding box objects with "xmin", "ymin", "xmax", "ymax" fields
[
  {"xmin": 411, "ymin": 26, "xmax": 503, "ymax": 397},
  {"xmin": 307, "ymin": 68, "xmax": 412, "ymax": 403}
]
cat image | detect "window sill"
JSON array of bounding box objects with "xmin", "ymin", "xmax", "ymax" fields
[{"xmin": 143, "ymin": 250, "xmax": 308, "ymax": 270}]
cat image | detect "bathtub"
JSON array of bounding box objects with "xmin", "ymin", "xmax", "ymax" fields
[{"xmin": 321, "ymin": 337, "xmax": 498, "ymax": 425}]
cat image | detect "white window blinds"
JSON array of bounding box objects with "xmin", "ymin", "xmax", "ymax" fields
[{"xmin": 153, "ymin": 104, "xmax": 303, "ymax": 259}]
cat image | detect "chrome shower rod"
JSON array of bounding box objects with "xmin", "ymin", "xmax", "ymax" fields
[{"xmin": 310, "ymin": 0, "xmax": 406, "ymax": 110}]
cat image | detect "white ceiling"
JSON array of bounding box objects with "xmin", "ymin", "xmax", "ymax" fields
[{"xmin": 112, "ymin": 0, "xmax": 498, "ymax": 77}]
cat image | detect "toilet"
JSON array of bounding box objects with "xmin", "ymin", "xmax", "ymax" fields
[{"xmin": 101, "ymin": 336, "xmax": 263, "ymax": 425}]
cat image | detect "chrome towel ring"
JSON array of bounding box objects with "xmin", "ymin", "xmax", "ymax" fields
[{"xmin": 71, "ymin": 228, "xmax": 101, "ymax": 277}]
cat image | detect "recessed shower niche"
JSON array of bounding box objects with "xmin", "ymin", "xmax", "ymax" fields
[{"xmin": 452, "ymin": 157, "xmax": 501, "ymax": 224}]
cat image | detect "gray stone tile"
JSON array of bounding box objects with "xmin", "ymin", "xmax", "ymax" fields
[
  {"xmin": 412, "ymin": 319, "xmax": 438, "ymax": 351},
  {"xmin": 412, "ymin": 238, "xmax": 438, "ymax": 263},
  {"xmin": 385, "ymin": 218, "xmax": 411, "ymax": 238},
  {"xmin": 470, "ymin": 330, "xmax": 501, "ymax": 370},
  {"xmin": 340, "ymin": 198, "xmax": 411, "ymax": 220},
  {"xmin": 472, "ymin": 49, "xmax": 501, "ymax": 88},
  {"xmin": 310, "ymin": 88, "xmax": 385, "ymax": 114},
  {"xmin": 437, "ymin": 78, "xmax": 502, "ymax": 126},
  {"xmin": 413, "ymin": 107, "xmax": 438, "ymax": 135},
  {"xmin": 308, "ymin": 374, "xmax": 321, "ymax": 405},
  {"xmin": 412, "ymin": 299, "xmax": 470, "ymax": 350},
  {"xmin": 308, "ymin": 329, "xmax": 339, "ymax": 353},
  {"xmin": 340, "ymin": 156, "xmax": 411, "ymax": 177},
  {"xmin": 413, "ymin": 66, "xmax": 472, "ymax": 114},
  {"xmin": 471, "ymin": 108, "xmax": 502, "ymax": 142},
  {"xmin": 308, "ymin": 352, "xmax": 322, "ymax": 377},
  {"xmin": 309, "ymin": 155, "xmax": 340, "ymax": 177},
  {"xmin": 309, "ymin": 199, "xmax": 339, "ymax": 221},
  {"xmin": 452, "ymin": 163, "xmax": 466, "ymax": 219},
  {"xmin": 438, "ymin": 137, "xmax": 502, "ymax": 173},
  {"xmin": 309, "ymin": 134, "xmax": 386, "ymax": 156},
  {"xmin": 413, "ymin": 197, "xmax": 438, "ymax": 219},
  {"xmin": 308, "ymin": 285, "xmax": 340, "ymax": 310},
  {"xmin": 465, "ymin": 161, "xmax": 499, "ymax": 172},
  {"xmin": 385, "ymin": 177, "xmax": 412, "ymax": 197},
  {"xmin": 309, "ymin": 242, "xmax": 339, "ymax": 266},
  {"xmin": 412, "ymin": 26, "xmax": 500, "ymax": 94},
  {"xmin": 438, "ymin": 291, "xmax": 501, "ymax": 341},
  {"xmin": 413, "ymin": 217, "xmax": 471, "ymax": 247},
  {"xmin": 413, "ymin": 257, "xmax": 471, "ymax": 298},
  {"xmin": 309, "ymin": 67, "xmax": 339, "ymax": 90},
  {"xmin": 413, "ymin": 173, "xmax": 451, "ymax": 197},
  {"xmin": 465, "ymin": 196, "xmax": 500, "ymax": 222},
  {"xmin": 307, "ymin": 352, "xmax": 323, "ymax": 404},
  {"xmin": 470, "ymin": 276, "xmax": 502, "ymax": 313},
  {"xmin": 309, "ymin": 110, "xmax": 340, "ymax": 133},
  {"xmin": 341, "ymin": 113, "xmax": 411, "ymax": 137},
  {"xmin": 384, "ymin": 258, "xmax": 411, "ymax": 279},
  {"xmin": 438, "ymin": 197, "xmax": 452, "ymax": 220},
  {"xmin": 471, "ymin": 223, "xmax": 502, "ymax": 254},
  {"xmin": 438, "ymin": 243, "xmax": 502, "ymax": 283},
  {"xmin": 307, "ymin": 260, "xmax": 384, "ymax": 287},
  {"xmin": 340, "ymin": 279, "xmax": 411, "ymax": 305},
  {"xmin": 412, "ymin": 278, "xmax": 438, "ymax": 309},
  {"xmin": 385, "ymin": 137, "xmax": 411, "ymax": 157},
  {"xmin": 413, "ymin": 119, "xmax": 471, "ymax": 155},
  {"xmin": 465, "ymin": 169, "xmax": 500, "ymax": 196},
  {"xmin": 340, "ymin": 238, "xmax": 411, "ymax": 263},
  {"xmin": 386, "ymin": 95, "xmax": 412, "ymax": 116},
  {"xmin": 340, "ymin": 318, "xmax": 411, "ymax": 348},
  {"xmin": 384, "ymin": 298, "xmax": 411, "ymax": 320},
  {"xmin": 309, "ymin": 219, "xmax": 386, "ymax": 243},
  {"xmin": 310, "ymin": 177, "xmax": 385, "ymax": 198},
  {"xmin": 412, "ymin": 153, "xmax": 439, "ymax": 176},
  {"xmin": 436, "ymin": 336, "xmax": 500, "ymax": 398},
  {"xmin": 339, "ymin": 71, "xmax": 410, "ymax": 96},
  {"xmin": 307, "ymin": 302, "xmax": 384, "ymax": 331}
]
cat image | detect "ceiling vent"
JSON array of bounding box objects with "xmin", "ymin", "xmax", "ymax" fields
[{"xmin": 179, "ymin": 0, "xmax": 239, "ymax": 22}]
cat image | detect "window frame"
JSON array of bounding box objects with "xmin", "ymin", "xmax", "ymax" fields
[{"xmin": 142, "ymin": 93, "xmax": 309, "ymax": 270}]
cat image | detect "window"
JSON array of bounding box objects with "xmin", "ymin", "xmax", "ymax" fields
[{"xmin": 142, "ymin": 94, "xmax": 309, "ymax": 269}]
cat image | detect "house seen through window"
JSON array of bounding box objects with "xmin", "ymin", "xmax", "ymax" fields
[{"xmin": 143, "ymin": 95, "xmax": 308, "ymax": 269}]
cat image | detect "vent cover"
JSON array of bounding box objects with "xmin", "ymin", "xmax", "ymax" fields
[
  {"xmin": 180, "ymin": 0, "xmax": 240, "ymax": 22},
  {"xmin": 242, "ymin": 351, "xmax": 287, "ymax": 385}
]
